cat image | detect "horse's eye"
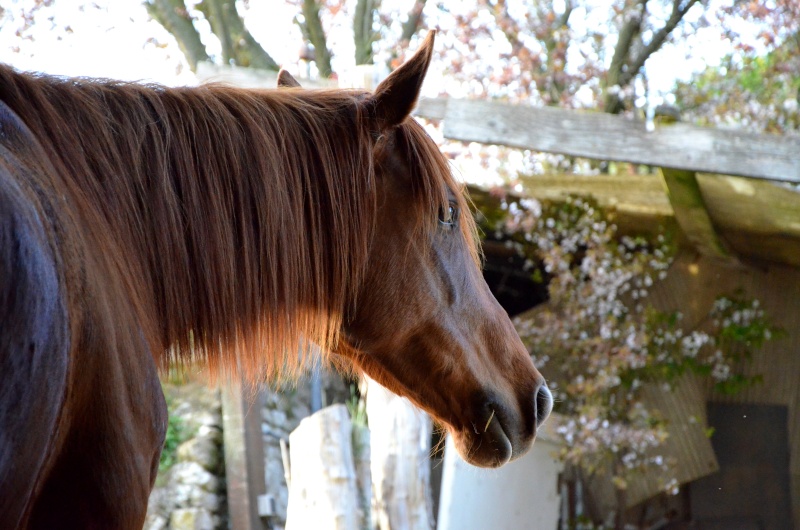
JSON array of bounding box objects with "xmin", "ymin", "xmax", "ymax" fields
[{"xmin": 439, "ymin": 203, "xmax": 459, "ymax": 227}]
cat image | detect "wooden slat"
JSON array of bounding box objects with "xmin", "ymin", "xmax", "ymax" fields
[
  {"xmin": 515, "ymin": 173, "xmax": 672, "ymax": 217},
  {"xmin": 697, "ymin": 174, "xmax": 800, "ymax": 237},
  {"xmin": 222, "ymin": 384, "xmax": 268, "ymax": 530},
  {"xmin": 415, "ymin": 98, "xmax": 800, "ymax": 183},
  {"xmin": 414, "ymin": 97, "xmax": 447, "ymax": 120}
]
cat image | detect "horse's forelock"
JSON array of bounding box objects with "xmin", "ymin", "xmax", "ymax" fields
[{"xmin": 395, "ymin": 119, "xmax": 482, "ymax": 267}]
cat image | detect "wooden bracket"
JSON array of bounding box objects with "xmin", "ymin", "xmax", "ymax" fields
[{"xmin": 660, "ymin": 168, "xmax": 742, "ymax": 266}]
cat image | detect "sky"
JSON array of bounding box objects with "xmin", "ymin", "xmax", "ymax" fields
[
  {"xmin": 0, "ymin": 0, "xmax": 743, "ymax": 94},
  {"xmin": 0, "ymin": 0, "xmax": 756, "ymax": 188},
  {"xmin": 0, "ymin": 0, "xmax": 315, "ymax": 85}
]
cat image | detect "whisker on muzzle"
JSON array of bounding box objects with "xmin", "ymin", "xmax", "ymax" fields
[{"xmin": 483, "ymin": 409, "xmax": 495, "ymax": 433}]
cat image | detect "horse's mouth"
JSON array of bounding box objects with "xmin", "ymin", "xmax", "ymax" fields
[{"xmin": 450, "ymin": 407, "xmax": 524, "ymax": 469}]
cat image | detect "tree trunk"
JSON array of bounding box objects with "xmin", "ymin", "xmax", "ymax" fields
[
  {"xmin": 145, "ymin": 0, "xmax": 209, "ymax": 71},
  {"xmin": 400, "ymin": 0, "xmax": 428, "ymax": 44},
  {"xmin": 197, "ymin": 0, "xmax": 279, "ymax": 70},
  {"xmin": 285, "ymin": 404, "xmax": 359, "ymax": 530},
  {"xmin": 301, "ymin": 0, "xmax": 333, "ymax": 78},
  {"xmin": 353, "ymin": 0, "xmax": 376, "ymax": 65},
  {"xmin": 366, "ymin": 378, "xmax": 434, "ymax": 530}
]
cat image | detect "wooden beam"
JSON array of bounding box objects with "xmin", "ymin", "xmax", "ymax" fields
[
  {"xmin": 222, "ymin": 383, "xmax": 268, "ymax": 530},
  {"xmin": 660, "ymin": 168, "xmax": 741, "ymax": 265},
  {"xmin": 414, "ymin": 98, "xmax": 800, "ymax": 184}
]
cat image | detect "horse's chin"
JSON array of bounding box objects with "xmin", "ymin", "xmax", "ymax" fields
[{"xmin": 450, "ymin": 418, "xmax": 531, "ymax": 469}]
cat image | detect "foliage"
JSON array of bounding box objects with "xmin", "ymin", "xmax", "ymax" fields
[
  {"xmin": 431, "ymin": 0, "xmax": 704, "ymax": 113},
  {"xmin": 346, "ymin": 382, "xmax": 368, "ymax": 428},
  {"xmin": 673, "ymin": 0, "xmax": 799, "ymax": 135},
  {"xmin": 674, "ymin": 47, "xmax": 799, "ymax": 135},
  {"xmin": 485, "ymin": 192, "xmax": 779, "ymax": 501},
  {"xmin": 158, "ymin": 390, "xmax": 195, "ymax": 473}
]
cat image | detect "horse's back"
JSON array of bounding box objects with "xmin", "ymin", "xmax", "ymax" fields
[{"xmin": 0, "ymin": 102, "xmax": 70, "ymax": 528}]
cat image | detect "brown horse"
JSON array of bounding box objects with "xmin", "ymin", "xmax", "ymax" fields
[{"xmin": 0, "ymin": 32, "xmax": 551, "ymax": 529}]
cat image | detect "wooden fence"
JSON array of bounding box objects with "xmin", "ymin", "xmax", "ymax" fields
[{"xmin": 414, "ymin": 97, "xmax": 800, "ymax": 184}]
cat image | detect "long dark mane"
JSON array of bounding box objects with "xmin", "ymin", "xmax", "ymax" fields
[{"xmin": 0, "ymin": 65, "xmax": 476, "ymax": 380}]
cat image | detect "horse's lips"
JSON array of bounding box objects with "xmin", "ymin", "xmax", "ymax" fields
[
  {"xmin": 482, "ymin": 415, "xmax": 514, "ymax": 467},
  {"xmin": 454, "ymin": 411, "xmax": 515, "ymax": 469}
]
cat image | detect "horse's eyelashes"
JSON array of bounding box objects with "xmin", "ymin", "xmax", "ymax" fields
[{"xmin": 438, "ymin": 202, "xmax": 459, "ymax": 227}]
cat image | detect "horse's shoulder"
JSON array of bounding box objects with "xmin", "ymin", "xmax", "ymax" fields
[{"xmin": 0, "ymin": 145, "xmax": 71, "ymax": 525}]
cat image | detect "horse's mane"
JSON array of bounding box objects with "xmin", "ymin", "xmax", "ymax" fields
[{"xmin": 0, "ymin": 65, "xmax": 478, "ymax": 381}]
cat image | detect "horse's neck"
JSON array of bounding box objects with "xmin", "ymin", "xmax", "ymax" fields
[{"xmin": 5, "ymin": 69, "xmax": 363, "ymax": 370}]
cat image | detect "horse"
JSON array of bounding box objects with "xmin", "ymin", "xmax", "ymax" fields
[{"xmin": 0, "ymin": 31, "xmax": 552, "ymax": 529}]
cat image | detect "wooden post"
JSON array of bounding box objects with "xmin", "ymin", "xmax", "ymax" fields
[
  {"xmin": 659, "ymin": 167, "xmax": 742, "ymax": 266},
  {"xmin": 221, "ymin": 383, "xmax": 268, "ymax": 530},
  {"xmin": 366, "ymin": 378, "xmax": 434, "ymax": 530},
  {"xmin": 285, "ymin": 404, "xmax": 360, "ymax": 530}
]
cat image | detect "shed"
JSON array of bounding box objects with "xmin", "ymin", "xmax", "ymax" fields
[{"xmin": 479, "ymin": 172, "xmax": 800, "ymax": 528}]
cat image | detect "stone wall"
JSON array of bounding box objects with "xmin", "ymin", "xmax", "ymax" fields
[
  {"xmin": 144, "ymin": 370, "xmax": 349, "ymax": 530},
  {"xmin": 145, "ymin": 381, "xmax": 228, "ymax": 530}
]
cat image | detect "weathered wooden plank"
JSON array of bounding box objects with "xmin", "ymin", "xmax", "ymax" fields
[
  {"xmin": 697, "ymin": 174, "xmax": 800, "ymax": 239},
  {"xmin": 697, "ymin": 174, "xmax": 800, "ymax": 267},
  {"xmin": 222, "ymin": 384, "xmax": 268, "ymax": 530},
  {"xmin": 285, "ymin": 404, "xmax": 360, "ymax": 530},
  {"xmin": 660, "ymin": 168, "xmax": 740, "ymax": 264},
  {"xmin": 415, "ymin": 98, "xmax": 800, "ymax": 183},
  {"xmin": 515, "ymin": 173, "xmax": 672, "ymax": 217},
  {"xmin": 414, "ymin": 97, "xmax": 447, "ymax": 120},
  {"xmin": 479, "ymin": 172, "xmax": 800, "ymax": 267},
  {"xmin": 366, "ymin": 378, "xmax": 435, "ymax": 530}
]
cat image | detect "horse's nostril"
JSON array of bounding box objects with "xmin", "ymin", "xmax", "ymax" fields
[{"xmin": 536, "ymin": 384, "xmax": 553, "ymax": 426}]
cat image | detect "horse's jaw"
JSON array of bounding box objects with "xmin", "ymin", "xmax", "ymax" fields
[{"xmin": 334, "ymin": 339, "xmax": 552, "ymax": 469}]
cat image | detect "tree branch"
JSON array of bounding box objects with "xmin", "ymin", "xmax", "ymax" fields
[
  {"xmin": 354, "ymin": 0, "xmax": 377, "ymax": 65},
  {"xmin": 198, "ymin": 0, "xmax": 279, "ymax": 70},
  {"xmin": 559, "ymin": 0, "xmax": 574, "ymax": 28},
  {"xmin": 619, "ymin": 0, "xmax": 700, "ymax": 86},
  {"xmin": 400, "ymin": 0, "xmax": 428, "ymax": 43},
  {"xmin": 219, "ymin": 0, "xmax": 279, "ymax": 70},
  {"xmin": 145, "ymin": 0, "xmax": 209, "ymax": 71},
  {"xmin": 544, "ymin": 0, "xmax": 575, "ymax": 104},
  {"xmin": 603, "ymin": 0, "xmax": 647, "ymax": 113},
  {"xmin": 301, "ymin": 0, "xmax": 333, "ymax": 77},
  {"xmin": 199, "ymin": 0, "xmax": 235, "ymax": 63}
]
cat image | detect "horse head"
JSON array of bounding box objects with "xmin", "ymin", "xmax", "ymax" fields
[{"xmin": 280, "ymin": 32, "xmax": 552, "ymax": 468}]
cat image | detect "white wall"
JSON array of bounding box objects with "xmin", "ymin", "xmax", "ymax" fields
[{"xmin": 437, "ymin": 436, "xmax": 562, "ymax": 530}]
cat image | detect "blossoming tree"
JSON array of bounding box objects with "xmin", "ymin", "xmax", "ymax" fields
[{"xmin": 482, "ymin": 192, "xmax": 779, "ymax": 527}]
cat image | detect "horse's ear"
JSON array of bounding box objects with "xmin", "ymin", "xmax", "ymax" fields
[
  {"xmin": 372, "ymin": 30, "xmax": 435, "ymax": 129},
  {"xmin": 277, "ymin": 68, "xmax": 301, "ymax": 88}
]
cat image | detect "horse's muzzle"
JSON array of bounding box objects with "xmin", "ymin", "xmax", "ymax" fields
[{"xmin": 454, "ymin": 381, "xmax": 553, "ymax": 468}]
